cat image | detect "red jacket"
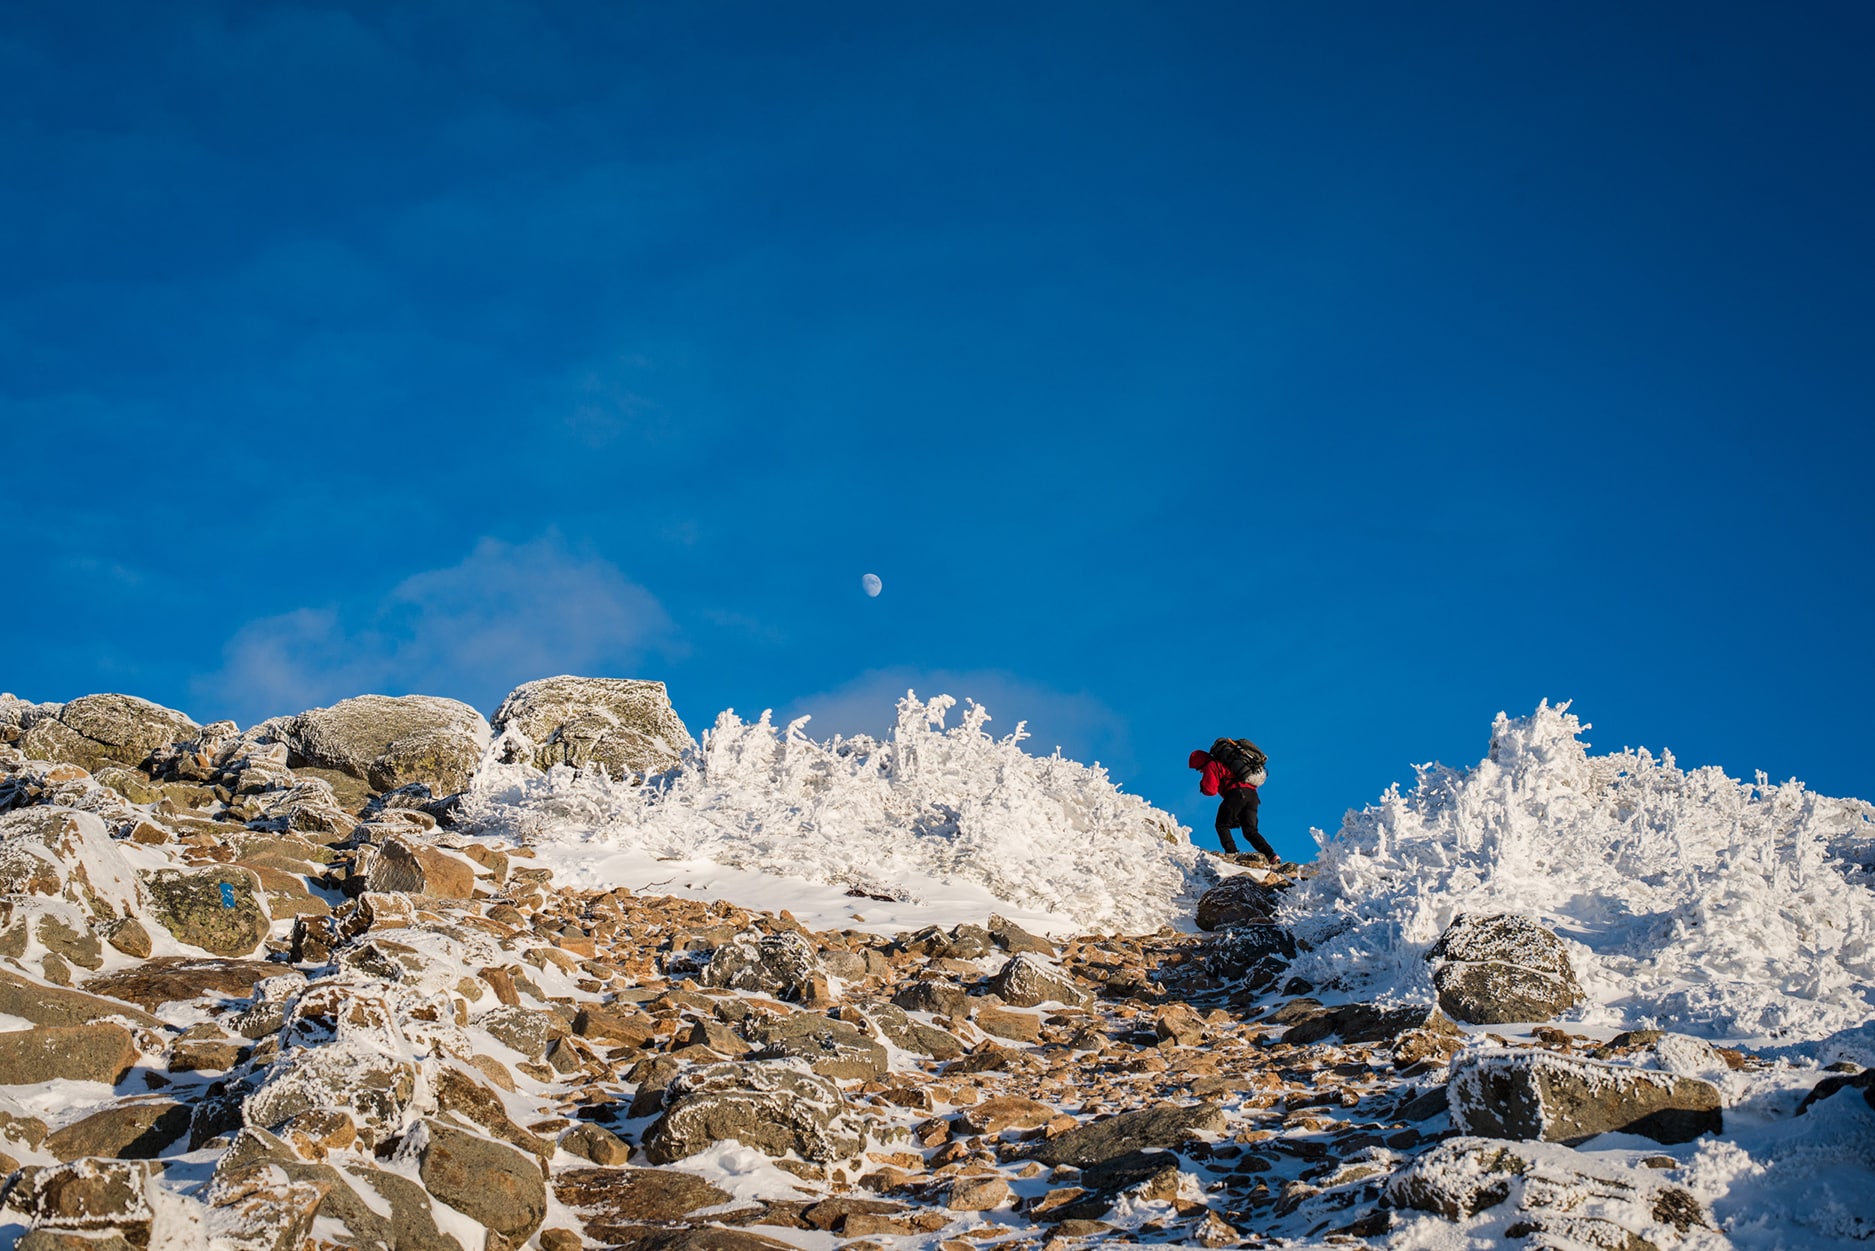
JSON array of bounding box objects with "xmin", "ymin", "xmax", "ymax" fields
[{"xmin": 1189, "ymin": 749, "xmax": 1256, "ymax": 795}]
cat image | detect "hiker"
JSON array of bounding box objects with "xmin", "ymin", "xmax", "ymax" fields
[{"xmin": 1189, "ymin": 737, "xmax": 1277, "ymax": 861}]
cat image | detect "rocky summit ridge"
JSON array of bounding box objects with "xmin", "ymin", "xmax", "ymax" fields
[{"xmin": 0, "ymin": 682, "xmax": 1854, "ymax": 1250}]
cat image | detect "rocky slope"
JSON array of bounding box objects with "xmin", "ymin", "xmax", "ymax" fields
[{"xmin": 0, "ymin": 685, "xmax": 1856, "ymax": 1250}]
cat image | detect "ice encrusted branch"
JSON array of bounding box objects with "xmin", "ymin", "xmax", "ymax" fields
[
  {"xmin": 1283, "ymin": 701, "xmax": 1875, "ymax": 1042},
  {"xmin": 458, "ymin": 691, "xmax": 1205, "ymax": 935}
]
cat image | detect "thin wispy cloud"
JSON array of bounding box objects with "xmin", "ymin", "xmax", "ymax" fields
[{"xmin": 194, "ymin": 535, "xmax": 672, "ymax": 725}]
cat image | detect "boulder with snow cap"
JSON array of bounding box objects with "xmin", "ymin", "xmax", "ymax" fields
[
  {"xmin": 1427, "ymin": 912, "xmax": 1584, "ymax": 1024},
  {"xmin": 18, "ymin": 694, "xmax": 199, "ymax": 775},
  {"xmin": 0, "ymin": 808, "xmax": 141, "ymax": 921},
  {"xmin": 699, "ymin": 928, "xmax": 821, "ymax": 1001},
  {"xmin": 492, "ymin": 675, "xmax": 695, "ymax": 779},
  {"xmin": 986, "ymin": 952, "xmax": 1092, "ymax": 1008},
  {"xmin": 242, "ymin": 1039, "xmax": 419, "ymax": 1149},
  {"xmin": 1, "ymin": 1158, "xmax": 158, "ymax": 1242},
  {"xmin": 645, "ymin": 1060, "xmax": 867, "ymax": 1164},
  {"xmin": 262, "ymin": 694, "xmax": 491, "ymax": 796},
  {"xmin": 1449, "ymin": 1048, "xmax": 1722, "ymax": 1145},
  {"xmin": 1386, "ymin": 1136, "xmax": 1712, "ymax": 1248}
]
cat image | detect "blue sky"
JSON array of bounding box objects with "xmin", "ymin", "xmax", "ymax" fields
[{"xmin": 5, "ymin": 3, "xmax": 1872, "ymax": 857}]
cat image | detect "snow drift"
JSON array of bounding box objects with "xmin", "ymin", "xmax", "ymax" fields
[
  {"xmin": 1284, "ymin": 701, "xmax": 1875, "ymax": 1043},
  {"xmin": 460, "ymin": 692, "xmax": 1207, "ymax": 935}
]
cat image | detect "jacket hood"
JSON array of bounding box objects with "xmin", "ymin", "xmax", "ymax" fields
[{"xmin": 1188, "ymin": 749, "xmax": 1212, "ymax": 770}]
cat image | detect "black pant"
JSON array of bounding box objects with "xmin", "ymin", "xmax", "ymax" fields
[{"xmin": 1215, "ymin": 788, "xmax": 1275, "ymax": 858}]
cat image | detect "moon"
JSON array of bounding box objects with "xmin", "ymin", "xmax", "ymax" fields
[{"xmin": 861, "ymin": 573, "xmax": 882, "ymax": 598}]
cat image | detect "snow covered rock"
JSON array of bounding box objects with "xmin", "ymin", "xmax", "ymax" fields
[
  {"xmin": 1427, "ymin": 912, "xmax": 1584, "ymax": 1024},
  {"xmin": 1206, "ymin": 923, "xmax": 1295, "ymax": 987},
  {"xmin": 1195, "ymin": 874, "xmax": 1283, "ymax": 930},
  {"xmin": 747, "ymin": 1011, "xmax": 888, "ymax": 1080},
  {"xmin": 263, "ymin": 694, "xmax": 491, "ymax": 796},
  {"xmin": 214, "ymin": 1128, "xmax": 466, "ymax": 1251},
  {"xmin": 0, "ymin": 898, "xmax": 105, "ymax": 971},
  {"xmin": 1, "ymin": 1158, "xmax": 160, "ymax": 1244},
  {"xmin": 699, "ymin": 928, "xmax": 820, "ymax": 1001},
  {"xmin": 1449, "ymin": 1047, "xmax": 1723, "ymax": 1144},
  {"xmin": 1386, "ymin": 1136, "xmax": 1712, "ymax": 1248},
  {"xmin": 18, "ymin": 694, "xmax": 199, "ymax": 774},
  {"xmin": 1280, "ymin": 1000, "xmax": 1457, "ymax": 1047},
  {"xmin": 492, "ymin": 675, "xmax": 695, "ymax": 779},
  {"xmin": 141, "ymin": 866, "xmax": 270, "ymax": 957},
  {"xmin": 986, "ymin": 952, "xmax": 1092, "ymax": 1008},
  {"xmin": 1795, "ymin": 1067, "xmax": 1875, "ymax": 1115},
  {"xmin": 243, "ymin": 1039, "xmax": 419, "ymax": 1150},
  {"xmin": 645, "ymin": 1060, "xmax": 867, "ymax": 1165},
  {"xmin": 0, "ymin": 808, "xmax": 141, "ymax": 922}
]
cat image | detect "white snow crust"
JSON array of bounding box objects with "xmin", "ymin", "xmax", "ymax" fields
[
  {"xmin": 460, "ymin": 692, "xmax": 1206, "ymax": 936},
  {"xmin": 1283, "ymin": 701, "xmax": 1875, "ymax": 1044}
]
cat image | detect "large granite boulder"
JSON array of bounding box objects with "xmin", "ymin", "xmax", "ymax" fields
[
  {"xmin": 214, "ymin": 1128, "xmax": 464, "ymax": 1251},
  {"xmin": 0, "ymin": 968, "xmax": 161, "ymax": 1028},
  {"xmin": 18, "ymin": 695, "xmax": 199, "ymax": 774},
  {"xmin": 700, "ymin": 929, "xmax": 820, "ymax": 1001},
  {"xmin": 1449, "ymin": 1048, "xmax": 1722, "ymax": 1145},
  {"xmin": 1207, "ymin": 923, "xmax": 1295, "ymax": 987},
  {"xmin": 401, "ymin": 1118, "xmax": 546, "ymax": 1244},
  {"xmin": 243, "ymin": 1040, "xmax": 419, "ymax": 1149},
  {"xmin": 492, "ymin": 676, "xmax": 694, "ymax": 779},
  {"xmin": 746, "ymin": 1012, "xmax": 888, "ymax": 1080},
  {"xmin": 0, "ymin": 1024, "xmax": 140, "ymax": 1086},
  {"xmin": 1030, "ymin": 1102, "xmax": 1225, "ymax": 1169},
  {"xmin": 0, "ymin": 694, "xmax": 59, "ymax": 743},
  {"xmin": 263, "ymin": 695, "xmax": 491, "ymax": 796},
  {"xmin": 141, "ymin": 867, "xmax": 271, "ymax": 957},
  {"xmin": 986, "ymin": 953, "xmax": 1092, "ymax": 1008},
  {"xmin": 1, "ymin": 1159, "xmax": 159, "ymax": 1244},
  {"xmin": 554, "ymin": 1167, "xmax": 738, "ymax": 1240},
  {"xmin": 1387, "ymin": 1137, "xmax": 1712, "ymax": 1247},
  {"xmin": 1428, "ymin": 912, "xmax": 1584, "ymax": 1024},
  {"xmin": 645, "ymin": 1061, "xmax": 865, "ymax": 1165},
  {"xmin": 1194, "ymin": 875, "xmax": 1283, "ymax": 930}
]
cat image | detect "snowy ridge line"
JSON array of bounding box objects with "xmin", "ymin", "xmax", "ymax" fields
[
  {"xmin": 457, "ymin": 692, "xmax": 1210, "ymax": 936},
  {"xmin": 1282, "ymin": 700, "xmax": 1875, "ymax": 1043}
]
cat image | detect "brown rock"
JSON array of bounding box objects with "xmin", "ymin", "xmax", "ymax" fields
[
  {"xmin": 0, "ymin": 968, "xmax": 160, "ymax": 1028},
  {"xmin": 84, "ymin": 957, "xmax": 279, "ymax": 1010},
  {"xmin": 959, "ymin": 1095, "xmax": 1055, "ymax": 1136},
  {"xmin": 975, "ymin": 1005, "xmax": 1043, "ymax": 1043},
  {"xmin": 948, "ymin": 1176, "xmax": 1012, "ymax": 1211},
  {"xmin": 554, "ymin": 1166, "xmax": 738, "ymax": 1237},
  {"xmin": 45, "ymin": 1100, "xmax": 190, "ymax": 1161},
  {"xmin": 411, "ymin": 1118, "xmax": 547, "ymax": 1241},
  {"xmin": 0, "ymin": 1024, "xmax": 139, "ymax": 1086},
  {"xmin": 104, "ymin": 919, "xmax": 153, "ymax": 959}
]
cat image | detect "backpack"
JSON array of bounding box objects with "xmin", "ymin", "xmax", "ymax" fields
[{"xmin": 1210, "ymin": 737, "xmax": 1269, "ymax": 787}]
